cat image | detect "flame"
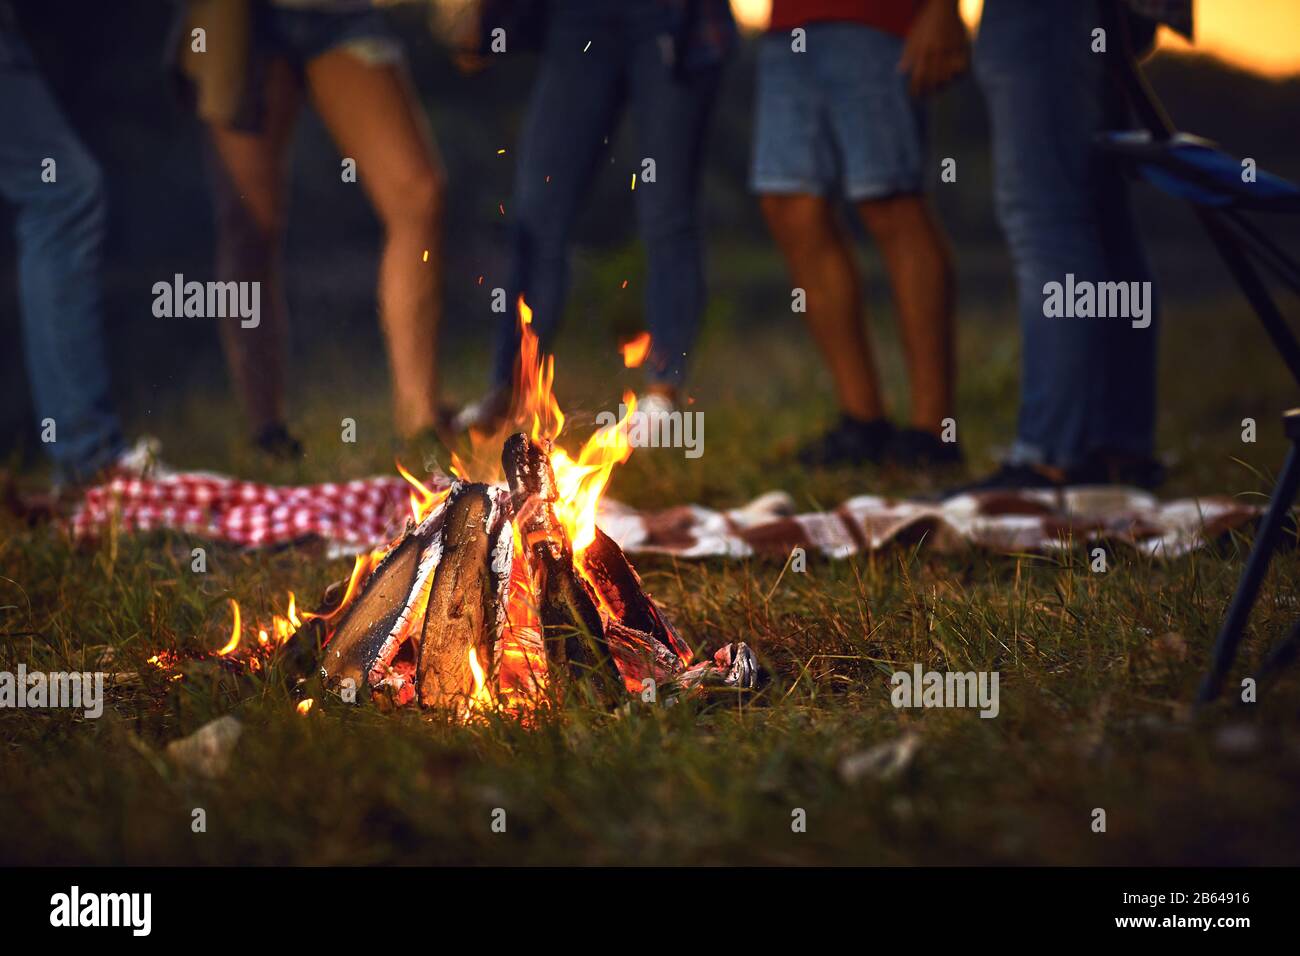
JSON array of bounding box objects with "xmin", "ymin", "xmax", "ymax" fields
[
  {"xmin": 303, "ymin": 553, "xmax": 375, "ymax": 626},
  {"xmin": 512, "ymin": 296, "xmax": 565, "ymax": 445},
  {"xmin": 503, "ymin": 296, "xmax": 640, "ymax": 552},
  {"xmin": 464, "ymin": 645, "xmax": 497, "ymax": 716},
  {"xmin": 621, "ymin": 331, "xmax": 651, "ymax": 368},
  {"xmin": 396, "ymin": 458, "xmax": 450, "ymax": 523},
  {"xmin": 548, "ymin": 393, "xmax": 637, "ymax": 553},
  {"xmin": 297, "ymin": 698, "xmax": 314, "ymax": 716},
  {"xmin": 217, "ymin": 599, "xmax": 242, "ymax": 656}
]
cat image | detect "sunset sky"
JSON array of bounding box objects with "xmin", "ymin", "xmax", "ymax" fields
[{"xmin": 729, "ymin": 0, "xmax": 1300, "ymax": 78}]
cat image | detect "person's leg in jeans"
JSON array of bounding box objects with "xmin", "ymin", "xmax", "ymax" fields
[
  {"xmin": 974, "ymin": 0, "xmax": 1157, "ymax": 477},
  {"xmin": 626, "ymin": 27, "xmax": 721, "ymax": 401},
  {"xmin": 488, "ymin": 8, "xmax": 624, "ymax": 401},
  {"xmin": 0, "ymin": 23, "xmax": 123, "ymax": 483}
]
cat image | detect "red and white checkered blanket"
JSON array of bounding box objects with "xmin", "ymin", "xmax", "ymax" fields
[{"xmin": 65, "ymin": 469, "xmax": 1261, "ymax": 561}]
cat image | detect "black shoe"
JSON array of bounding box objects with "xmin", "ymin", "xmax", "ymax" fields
[
  {"xmin": 252, "ymin": 423, "xmax": 304, "ymax": 461},
  {"xmin": 943, "ymin": 463, "xmax": 1061, "ymax": 496},
  {"xmin": 796, "ymin": 416, "xmax": 895, "ymax": 468},
  {"xmin": 887, "ymin": 428, "xmax": 964, "ymax": 469},
  {"xmin": 1068, "ymin": 453, "xmax": 1168, "ymax": 490}
]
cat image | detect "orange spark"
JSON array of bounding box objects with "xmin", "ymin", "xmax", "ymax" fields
[{"xmin": 621, "ymin": 331, "xmax": 652, "ymax": 368}]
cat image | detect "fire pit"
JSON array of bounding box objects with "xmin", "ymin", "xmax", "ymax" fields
[
  {"xmin": 303, "ymin": 431, "xmax": 757, "ymax": 718},
  {"xmin": 169, "ymin": 299, "xmax": 758, "ymax": 720}
]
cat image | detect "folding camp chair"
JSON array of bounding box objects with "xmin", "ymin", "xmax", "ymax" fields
[{"xmin": 1098, "ymin": 3, "xmax": 1300, "ymax": 704}]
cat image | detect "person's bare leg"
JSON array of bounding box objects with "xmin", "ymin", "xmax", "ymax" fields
[
  {"xmin": 856, "ymin": 194, "xmax": 955, "ymax": 433},
  {"xmin": 305, "ymin": 49, "xmax": 446, "ymax": 437},
  {"xmin": 206, "ymin": 59, "xmax": 300, "ymax": 436},
  {"xmin": 759, "ymin": 194, "xmax": 884, "ymax": 421}
]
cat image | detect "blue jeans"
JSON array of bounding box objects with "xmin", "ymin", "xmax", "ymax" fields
[
  {"xmin": 975, "ymin": 0, "xmax": 1158, "ymax": 469},
  {"xmin": 492, "ymin": 0, "xmax": 722, "ymax": 389},
  {"xmin": 0, "ymin": 13, "xmax": 123, "ymax": 481}
]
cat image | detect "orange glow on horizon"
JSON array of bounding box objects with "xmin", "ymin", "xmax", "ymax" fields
[{"xmin": 731, "ymin": 0, "xmax": 1300, "ymax": 78}]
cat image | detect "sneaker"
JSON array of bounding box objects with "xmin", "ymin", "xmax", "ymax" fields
[
  {"xmin": 8, "ymin": 435, "xmax": 169, "ymax": 524},
  {"xmin": 115, "ymin": 435, "xmax": 168, "ymax": 478},
  {"xmin": 635, "ymin": 392, "xmax": 675, "ymax": 418},
  {"xmin": 887, "ymin": 428, "xmax": 964, "ymax": 469},
  {"xmin": 594, "ymin": 391, "xmax": 677, "ymax": 441},
  {"xmin": 796, "ymin": 416, "xmax": 895, "ymax": 468},
  {"xmin": 452, "ymin": 386, "xmax": 511, "ymax": 436},
  {"xmin": 252, "ymin": 423, "xmax": 304, "ymax": 461}
]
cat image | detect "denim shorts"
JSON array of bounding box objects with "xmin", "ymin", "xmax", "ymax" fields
[
  {"xmin": 750, "ymin": 23, "xmax": 925, "ymax": 201},
  {"xmin": 254, "ymin": 2, "xmax": 403, "ymax": 73}
]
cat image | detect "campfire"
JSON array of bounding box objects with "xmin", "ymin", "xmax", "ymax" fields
[{"xmin": 168, "ymin": 299, "xmax": 758, "ymax": 719}]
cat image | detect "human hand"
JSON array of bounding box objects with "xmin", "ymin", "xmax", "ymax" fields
[
  {"xmin": 447, "ymin": 0, "xmax": 489, "ymax": 74},
  {"xmin": 898, "ymin": 0, "xmax": 970, "ymax": 96}
]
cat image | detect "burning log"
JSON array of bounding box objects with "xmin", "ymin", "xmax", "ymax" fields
[
  {"xmin": 415, "ymin": 483, "xmax": 504, "ymax": 710},
  {"xmin": 319, "ymin": 509, "xmax": 444, "ymax": 699},
  {"xmin": 502, "ymin": 432, "xmax": 623, "ymax": 706},
  {"xmin": 582, "ymin": 526, "xmax": 692, "ymax": 664}
]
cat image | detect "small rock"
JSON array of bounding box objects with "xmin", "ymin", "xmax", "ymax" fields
[
  {"xmin": 839, "ymin": 731, "xmax": 921, "ymax": 784},
  {"xmin": 165, "ymin": 715, "xmax": 242, "ymax": 778}
]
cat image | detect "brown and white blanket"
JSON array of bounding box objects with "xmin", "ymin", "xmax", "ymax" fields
[{"xmin": 65, "ymin": 469, "xmax": 1260, "ymax": 561}]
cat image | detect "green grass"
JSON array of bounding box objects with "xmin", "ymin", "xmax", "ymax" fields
[{"xmin": 2, "ymin": 271, "xmax": 1299, "ymax": 865}]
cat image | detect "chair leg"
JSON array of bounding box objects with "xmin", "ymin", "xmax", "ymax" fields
[
  {"xmin": 1257, "ymin": 617, "xmax": 1300, "ymax": 687},
  {"xmin": 1197, "ymin": 411, "xmax": 1300, "ymax": 704},
  {"xmin": 1199, "ymin": 211, "xmax": 1300, "ymax": 389}
]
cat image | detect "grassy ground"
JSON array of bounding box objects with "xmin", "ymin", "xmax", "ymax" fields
[{"xmin": 2, "ymin": 267, "xmax": 1299, "ymax": 865}]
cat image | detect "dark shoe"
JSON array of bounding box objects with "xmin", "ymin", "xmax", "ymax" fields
[
  {"xmin": 451, "ymin": 386, "xmax": 512, "ymax": 437},
  {"xmin": 796, "ymin": 416, "xmax": 895, "ymax": 468},
  {"xmin": 253, "ymin": 424, "xmax": 304, "ymax": 461},
  {"xmin": 887, "ymin": 428, "xmax": 964, "ymax": 469},
  {"xmin": 1068, "ymin": 453, "xmax": 1168, "ymax": 490},
  {"xmin": 943, "ymin": 463, "xmax": 1062, "ymax": 496}
]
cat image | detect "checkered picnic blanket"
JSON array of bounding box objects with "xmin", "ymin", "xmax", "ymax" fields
[{"xmin": 66, "ymin": 469, "xmax": 1260, "ymax": 561}]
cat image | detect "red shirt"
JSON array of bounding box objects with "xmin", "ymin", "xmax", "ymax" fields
[{"xmin": 769, "ymin": 0, "xmax": 923, "ymax": 38}]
